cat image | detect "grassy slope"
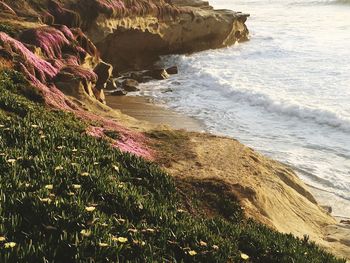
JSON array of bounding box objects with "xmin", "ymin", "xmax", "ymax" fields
[{"xmin": 0, "ymin": 70, "xmax": 345, "ymax": 262}]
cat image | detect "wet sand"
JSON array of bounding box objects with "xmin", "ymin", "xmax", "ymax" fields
[{"xmin": 106, "ymin": 95, "xmax": 205, "ymax": 132}]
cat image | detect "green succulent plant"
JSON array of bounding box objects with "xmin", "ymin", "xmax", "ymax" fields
[{"xmin": 0, "ymin": 70, "xmax": 345, "ymax": 262}]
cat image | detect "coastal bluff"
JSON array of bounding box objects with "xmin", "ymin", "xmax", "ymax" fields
[
  {"xmin": 0, "ymin": 0, "xmax": 348, "ymax": 261},
  {"xmin": 80, "ymin": 0, "xmax": 250, "ymax": 71}
]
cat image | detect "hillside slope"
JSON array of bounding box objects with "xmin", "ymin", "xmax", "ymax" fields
[
  {"xmin": 0, "ymin": 0, "xmax": 348, "ymax": 261},
  {"xmin": 0, "ymin": 69, "xmax": 345, "ymax": 262}
]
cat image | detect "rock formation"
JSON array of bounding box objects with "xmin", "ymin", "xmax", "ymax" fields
[
  {"xmin": 81, "ymin": 0, "xmax": 250, "ymax": 71},
  {"xmin": 1, "ymin": 1, "xmax": 349, "ymax": 260},
  {"xmin": 0, "ymin": 0, "xmax": 249, "ymax": 94}
]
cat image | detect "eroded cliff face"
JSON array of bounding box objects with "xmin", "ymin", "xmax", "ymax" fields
[
  {"xmin": 0, "ymin": 0, "xmax": 249, "ymax": 157},
  {"xmin": 1, "ymin": 1, "xmax": 349, "ymax": 260},
  {"xmin": 0, "ymin": 0, "xmax": 158, "ymax": 158},
  {"xmin": 1, "ymin": 0, "xmax": 249, "ymax": 82},
  {"xmin": 79, "ymin": 0, "xmax": 250, "ymax": 71},
  {"xmin": 155, "ymin": 131, "xmax": 350, "ymax": 260}
]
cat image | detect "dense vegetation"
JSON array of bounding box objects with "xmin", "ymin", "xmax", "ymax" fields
[{"xmin": 0, "ymin": 70, "xmax": 345, "ymax": 262}]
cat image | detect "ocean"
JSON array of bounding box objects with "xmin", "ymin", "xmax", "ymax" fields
[{"xmin": 139, "ymin": 0, "xmax": 350, "ymax": 218}]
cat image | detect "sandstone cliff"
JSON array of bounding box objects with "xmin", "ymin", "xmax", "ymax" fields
[
  {"xmin": 1, "ymin": 0, "xmax": 348, "ymax": 260},
  {"xmin": 35, "ymin": 0, "xmax": 250, "ymax": 71},
  {"xmin": 86, "ymin": 0, "xmax": 249, "ymax": 71},
  {"xmin": 153, "ymin": 131, "xmax": 350, "ymax": 259},
  {"xmin": 0, "ymin": 0, "xmax": 249, "ymax": 94},
  {"xmin": 0, "ymin": 0, "xmax": 249, "ymax": 178}
]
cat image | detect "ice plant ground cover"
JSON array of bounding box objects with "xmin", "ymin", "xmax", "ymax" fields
[
  {"xmin": 0, "ymin": 29, "xmax": 150, "ymax": 158},
  {"xmin": 91, "ymin": 0, "xmax": 189, "ymax": 19},
  {"xmin": 0, "ymin": 70, "xmax": 345, "ymax": 262}
]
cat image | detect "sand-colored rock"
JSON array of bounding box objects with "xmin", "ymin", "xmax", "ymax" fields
[
  {"xmin": 160, "ymin": 131, "xmax": 349, "ymax": 260},
  {"xmin": 101, "ymin": 95, "xmax": 350, "ymax": 259},
  {"xmin": 85, "ymin": 0, "xmax": 249, "ymax": 71},
  {"xmin": 54, "ymin": 72, "xmax": 95, "ymax": 99},
  {"xmin": 1, "ymin": 0, "xmax": 348, "ymax": 259},
  {"xmin": 163, "ymin": 133, "xmax": 334, "ymax": 234}
]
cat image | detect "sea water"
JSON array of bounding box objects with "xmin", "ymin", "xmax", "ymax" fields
[{"xmin": 139, "ymin": 0, "xmax": 350, "ymax": 218}]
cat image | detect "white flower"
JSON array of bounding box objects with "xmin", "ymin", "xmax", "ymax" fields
[
  {"xmin": 55, "ymin": 166, "xmax": 63, "ymax": 171},
  {"xmin": 133, "ymin": 240, "xmax": 146, "ymax": 246},
  {"xmin": 80, "ymin": 229, "xmax": 91, "ymax": 237},
  {"xmin": 39, "ymin": 197, "xmax": 51, "ymax": 203},
  {"xmin": 112, "ymin": 236, "xmax": 128, "ymax": 243},
  {"xmin": 241, "ymin": 253, "xmax": 249, "ymax": 260},
  {"xmin": 85, "ymin": 206, "xmax": 96, "ymax": 212},
  {"xmin": 4, "ymin": 242, "xmax": 16, "ymax": 248},
  {"xmin": 199, "ymin": 240, "xmax": 207, "ymax": 246},
  {"xmin": 45, "ymin": 184, "xmax": 53, "ymax": 190},
  {"xmin": 98, "ymin": 242, "xmax": 108, "ymax": 247},
  {"xmin": 112, "ymin": 165, "xmax": 119, "ymax": 172}
]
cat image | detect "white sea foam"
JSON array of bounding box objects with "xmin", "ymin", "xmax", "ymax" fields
[
  {"xmin": 140, "ymin": 0, "xmax": 350, "ymax": 217},
  {"xmin": 176, "ymin": 66, "xmax": 350, "ymax": 133},
  {"xmin": 289, "ymin": 0, "xmax": 350, "ymax": 5}
]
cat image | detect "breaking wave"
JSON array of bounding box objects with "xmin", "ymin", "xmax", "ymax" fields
[
  {"xmin": 222, "ymin": 83, "xmax": 350, "ymax": 133},
  {"xmin": 148, "ymin": 0, "xmax": 350, "ymax": 217},
  {"xmin": 289, "ymin": 0, "xmax": 350, "ymax": 5},
  {"xmin": 180, "ymin": 66, "xmax": 350, "ymax": 134}
]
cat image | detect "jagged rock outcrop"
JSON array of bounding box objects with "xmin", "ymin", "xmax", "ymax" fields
[
  {"xmin": 0, "ymin": 0, "xmax": 174, "ymax": 158},
  {"xmin": 0, "ymin": 0, "xmax": 248, "ymax": 83},
  {"xmin": 48, "ymin": 0, "xmax": 81, "ymax": 28},
  {"xmin": 0, "ymin": 0, "xmax": 249, "ymax": 158},
  {"xmin": 27, "ymin": 0, "xmax": 248, "ymax": 86},
  {"xmin": 88, "ymin": 1, "xmax": 248, "ymax": 71},
  {"xmin": 0, "ymin": 23, "xmax": 109, "ymax": 104}
]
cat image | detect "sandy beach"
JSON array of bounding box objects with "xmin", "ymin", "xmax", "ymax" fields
[
  {"xmin": 2, "ymin": 0, "xmax": 349, "ymax": 261},
  {"xmin": 106, "ymin": 94, "xmax": 205, "ymax": 132},
  {"xmin": 106, "ymin": 93, "xmax": 350, "ymax": 261}
]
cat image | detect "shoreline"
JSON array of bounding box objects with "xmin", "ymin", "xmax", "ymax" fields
[
  {"xmin": 107, "ymin": 94, "xmax": 349, "ymax": 219},
  {"xmin": 2, "ymin": 0, "xmax": 348, "ymax": 260},
  {"xmin": 106, "ymin": 94, "xmax": 206, "ymax": 132},
  {"xmin": 107, "ymin": 93, "xmax": 348, "ymax": 218},
  {"xmin": 106, "ymin": 92, "xmax": 350, "ymax": 260}
]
